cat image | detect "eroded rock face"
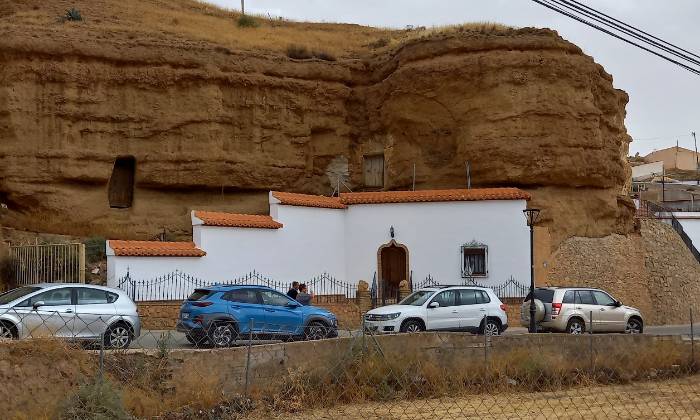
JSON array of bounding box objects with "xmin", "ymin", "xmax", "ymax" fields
[{"xmin": 0, "ymin": 23, "xmax": 633, "ymax": 245}]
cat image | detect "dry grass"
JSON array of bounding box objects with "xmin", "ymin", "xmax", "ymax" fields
[{"xmin": 1, "ymin": 0, "xmax": 514, "ymax": 59}]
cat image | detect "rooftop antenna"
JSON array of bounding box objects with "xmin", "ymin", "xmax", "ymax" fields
[
  {"xmin": 466, "ymin": 161, "xmax": 471, "ymax": 189},
  {"xmin": 412, "ymin": 163, "xmax": 416, "ymax": 191}
]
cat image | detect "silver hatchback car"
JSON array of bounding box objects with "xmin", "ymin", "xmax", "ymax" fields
[
  {"xmin": 0, "ymin": 283, "xmax": 141, "ymax": 349},
  {"xmin": 521, "ymin": 287, "xmax": 644, "ymax": 334}
]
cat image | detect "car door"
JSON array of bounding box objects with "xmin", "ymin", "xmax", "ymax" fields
[
  {"xmin": 592, "ymin": 290, "xmax": 626, "ymax": 332},
  {"xmin": 223, "ymin": 289, "xmax": 268, "ymax": 334},
  {"xmin": 425, "ymin": 290, "xmax": 459, "ymax": 330},
  {"xmin": 456, "ymin": 289, "xmax": 484, "ymax": 331},
  {"xmin": 14, "ymin": 288, "xmax": 76, "ymax": 338},
  {"xmin": 574, "ymin": 290, "xmax": 597, "ymax": 331},
  {"xmin": 73, "ymin": 287, "xmax": 118, "ymax": 339},
  {"xmin": 259, "ymin": 289, "xmax": 303, "ymax": 335}
]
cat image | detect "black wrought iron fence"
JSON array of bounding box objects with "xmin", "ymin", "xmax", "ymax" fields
[
  {"xmin": 116, "ymin": 270, "xmax": 355, "ymax": 302},
  {"xmin": 411, "ymin": 274, "xmax": 529, "ymax": 301}
]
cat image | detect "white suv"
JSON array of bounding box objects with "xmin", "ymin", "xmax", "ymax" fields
[{"xmin": 364, "ymin": 286, "xmax": 508, "ymax": 335}]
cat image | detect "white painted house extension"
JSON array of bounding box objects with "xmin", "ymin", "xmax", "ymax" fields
[{"xmin": 106, "ymin": 188, "xmax": 532, "ymax": 300}]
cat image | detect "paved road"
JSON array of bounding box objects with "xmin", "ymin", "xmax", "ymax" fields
[{"xmin": 132, "ymin": 324, "xmax": 699, "ymax": 349}]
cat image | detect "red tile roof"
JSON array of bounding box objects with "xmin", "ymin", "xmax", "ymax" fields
[
  {"xmin": 108, "ymin": 241, "xmax": 206, "ymax": 257},
  {"xmin": 339, "ymin": 188, "xmax": 531, "ymax": 205},
  {"xmin": 194, "ymin": 211, "xmax": 282, "ymax": 229},
  {"xmin": 271, "ymin": 191, "xmax": 346, "ymax": 209}
]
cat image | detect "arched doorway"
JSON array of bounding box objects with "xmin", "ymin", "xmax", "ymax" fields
[{"xmin": 377, "ymin": 240, "xmax": 409, "ymax": 305}]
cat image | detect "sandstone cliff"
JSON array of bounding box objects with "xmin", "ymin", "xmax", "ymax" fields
[{"xmin": 0, "ymin": 0, "xmax": 633, "ymax": 247}]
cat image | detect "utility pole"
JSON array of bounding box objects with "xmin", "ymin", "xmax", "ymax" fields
[
  {"xmin": 662, "ymin": 167, "xmax": 666, "ymax": 203},
  {"xmin": 693, "ymin": 131, "xmax": 698, "ymax": 186},
  {"xmin": 241, "ymin": 0, "xmax": 245, "ymax": 15},
  {"xmin": 466, "ymin": 161, "xmax": 471, "ymax": 189}
]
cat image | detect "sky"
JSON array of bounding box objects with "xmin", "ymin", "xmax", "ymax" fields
[{"xmin": 209, "ymin": 0, "xmax": 699, "ymax": 156}]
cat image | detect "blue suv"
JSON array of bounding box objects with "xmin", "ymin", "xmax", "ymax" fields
[{"xmin": 176, "ymin": 285, "xmax": 338, "ymax": 347}]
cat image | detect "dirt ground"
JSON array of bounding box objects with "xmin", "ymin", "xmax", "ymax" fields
[{"xmin": 270, "ymin": 375, "xmax": 700, "ymax": 419}]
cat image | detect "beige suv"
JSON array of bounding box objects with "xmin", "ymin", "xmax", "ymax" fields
[{"xmin": 520, "ymin": 287, "xmax": 644, "ymax": 334}]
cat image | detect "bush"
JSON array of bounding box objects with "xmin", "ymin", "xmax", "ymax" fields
[
  {"xmin": 286, "ymin": 44, "xmax": 312, "ymax": 60},
  {"xmin": 83, "ymin": 237, "xmax": 106, "ymax": 264},
  {"xmin": 237, "ymin": 15, "xmax": 259, "ymax": 28},
  {"xmin": 59, "ymin": 378, "xmax": 131, "ymax": 420},
  {"xmin": 65, "ymin": 8, "xmax": 83, "ymax": 22}
]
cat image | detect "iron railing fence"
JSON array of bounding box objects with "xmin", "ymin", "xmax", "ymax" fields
[
  {"xmin": 9, "ymin": 242, "xmax": 85, "ymax": 286},
  {"xmin": 411, "ymin": 275, "xmax": 529, "ymax": 301},
  {"xmin": 116, "ymin": 270, "xmax": 356, "ymax": 302},
  {"xmin": 640, "ymin": 200, "xmax": 700, "ymax": 263}
]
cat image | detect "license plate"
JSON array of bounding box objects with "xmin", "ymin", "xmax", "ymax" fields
[{"xmin": 181, "ymin": 313, "xmax": 190, "ymax": 320}]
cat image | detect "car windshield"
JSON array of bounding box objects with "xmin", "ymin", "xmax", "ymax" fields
[
  {"xmin": 399, "ymin": 290, "xmax": 435, "ymax": 306},
  {"xmin": 0, "ymin": 287, "xmax": 41, "ymax": 305}
]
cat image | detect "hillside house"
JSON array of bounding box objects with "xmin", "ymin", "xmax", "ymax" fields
[
  {"xmin": 644, "ymin": 146, "xmax": 700, "ymax": 171},
  {"xmin": 106, "ymin": 188, "xmax": 533, "ymax": 301}
]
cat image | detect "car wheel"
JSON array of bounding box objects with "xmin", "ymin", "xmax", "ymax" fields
[
  {"xmin": 566, "ymin": 318, "xmax": 586, "ymax": 335},
  {"xmin": 208, "ymin": 323, "xmax": 237, "ymax": 347},
  {"xmin": 625, "ymin": 318, "xmax": 643, "ymax": 334},
  {"xmin": 482, "ymin": 319, "xmax": 501, "ymax": 336},
  {"xmin": 304, "ymin": 321, "xmax": 329, "ymax": 341},
  {"xmin": 104, "ymin": 323, "xmax": 132, "ymax": 349},
  {"xmin": 0, "ymin": 322, "xmax": 15, "ymax": 340},
  {"xmin": 400, "ymin": 319, "xmax": 424, "ymax": 333}
]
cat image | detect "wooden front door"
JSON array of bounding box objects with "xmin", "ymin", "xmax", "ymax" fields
[{"xmin": 380, "ymin": 244, "xmax": 407, "ymax": 304}]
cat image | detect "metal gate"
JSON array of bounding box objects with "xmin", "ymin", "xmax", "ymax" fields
[{"xmin": 9, "ymin": 243, "xmax": 86, "ymax": 285}]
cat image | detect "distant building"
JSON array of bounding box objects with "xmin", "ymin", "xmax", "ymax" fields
[
  {"xmin": 644, "ymin": 146, "xmax": 700, "ymax": 171},
  {"xmin": 631, "ymin": 161, "xmax": 664, "ymax": 181}
]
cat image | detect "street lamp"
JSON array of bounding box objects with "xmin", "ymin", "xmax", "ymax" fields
[{"xmin": 523, "ymin": 208, "xmax": 541, "ymax": 333}]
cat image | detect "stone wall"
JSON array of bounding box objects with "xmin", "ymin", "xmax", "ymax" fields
[{"xmin": 549, "ymin": 219, "xmax": 700, "ymax": 325}]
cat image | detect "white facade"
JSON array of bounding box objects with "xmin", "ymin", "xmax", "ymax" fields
[
  {"xmin": 107, "ymin": 190, "xmax": 531, "ymax": 297},
  {"xmin": 631, "ymin": 161, "xmax": 664, "ymax": 180}
]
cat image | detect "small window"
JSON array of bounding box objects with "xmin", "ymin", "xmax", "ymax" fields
[
  {"xmin": 461, "ymin": 243, "xmax": 488, "ymax": 277},
  {"xmin": 259, "ymin": 290, "xmax": 292, "ymax": 307},
  {"xmin": 363, "ymin": 154, "xmax": 384, "ymax": 188},
  {"xmin": 76, "ymin": 288, "xmax": 117, "ymax": 305},
  {"xmin": 108, "ymin": 156, "xmax": 136, "ymax": 208},
  {"xmin": 431, "ymin": 290, "xmax": 457, "ymax": 307},
  {"xmin": 592, "ymin": 291, "xmax": 616, "ymax": 306},
  {"xmin": 223, "ymin": 289, "xmax": 259, "ymax": 304},
  {"xmin": 575, "ymin": 290, "xmax": 596, "ymax": 305},
  {"xmin": 562, "ymin": 291, "xmax": 575, "ymax": 304}
]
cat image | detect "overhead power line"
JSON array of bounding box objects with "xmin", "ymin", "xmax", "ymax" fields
[{"xmin": 531, "ymin": 0, "xmax": 700, "ymax": 76}]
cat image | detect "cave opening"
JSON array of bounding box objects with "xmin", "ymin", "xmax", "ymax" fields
[{"xmin": 108, "ymin": 156, "xmax": 136, "ymax": 208}]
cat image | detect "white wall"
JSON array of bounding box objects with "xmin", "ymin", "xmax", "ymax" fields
[
  {"xmin": 344, "ymin": 200, "xmax": 530, "ymax": 287},
  {"xmin": 674, "ymin": 213, "xmax": 700, "ymax": 249},
  {"xmin": 107, "ymin": 199, "xmax": 530, "ymax": 298},
  {"xmin": 632, "ymin": 161, "xmax": 664, "ymax": 180}
]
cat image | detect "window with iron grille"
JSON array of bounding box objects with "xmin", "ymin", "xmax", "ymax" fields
[{"xmin": 461, "ymin": 241, "xmax": 488, "ymax": 277}]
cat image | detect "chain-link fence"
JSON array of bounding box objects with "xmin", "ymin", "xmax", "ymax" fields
[{"xmin": 3, "ymin": 306, "xmax": 700, "ymax": 419}]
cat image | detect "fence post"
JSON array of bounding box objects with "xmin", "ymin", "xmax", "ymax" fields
[
  {"xmin": 691, "ymin": 308, "xmax": 696, "ymax": 371},
  {"xmin": 244, "ymin": 318, "xmax": 253, "ymax": 397},
  {"xmin": 483, "ymin": 313, "xmax": 488, "ymax": 363},
  {"xmin": 78, "ymin": 243, "xmax": 86, "ymax": 283},
  {"xmin": 99, "ymin": 331, "xmax": 105, "ymax": 382},
  {"xmin": 589, "ymin": 310, "xmax": 594, "ymax": 374}
]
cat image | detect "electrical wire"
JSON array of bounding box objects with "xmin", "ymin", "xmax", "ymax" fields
[{"xmin": 531, "ymin": 0, "xmax": 700, "ymax": 76}]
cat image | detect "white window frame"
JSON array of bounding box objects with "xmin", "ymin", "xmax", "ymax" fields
[{"xmin": 461, "ymin": 241, "xmax": 488, "ymax": 278}]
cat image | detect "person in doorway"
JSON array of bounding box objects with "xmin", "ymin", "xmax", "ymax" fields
[
  {"xmin": 287, "ymin": 281, "xmax": 300, "ymax": 299},
  {"xmin": 296, "ymin": 283, "xmax": 314, "ymax": 306}
]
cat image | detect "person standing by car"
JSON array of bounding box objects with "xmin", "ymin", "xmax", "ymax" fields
[
  {"xmin": 296, "ymin": 283, "xmax": 314, "ymax": 306},
  {"xmin": 287, "ymin": 281, "xmax": 300, "ymax": 299}
]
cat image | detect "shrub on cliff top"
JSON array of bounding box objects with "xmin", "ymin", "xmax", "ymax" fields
[
  {"xmin": 286, "ymin": 44, "xmax": 313, "ymax": 60},
  {"xmin": 237, "ymin": 14, "xmax": 259, "ymax": 28},
  {"xmin": 64, "ymin": 8, "xmax": 83, "ymax": 22}
]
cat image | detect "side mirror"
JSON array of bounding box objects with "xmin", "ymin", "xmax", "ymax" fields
[
  {"xmin": 428, "ymin": 302, "xmax": 440, "ymax": 309},
  {"xmin": 286, "ymin": 301, "xmax": 301, "ymax": 308},
  {"xmin": 32, "ymin": 301, "xmax": 45, "ymax": 310},
  {"xmin": 614, "ymin": 301, "xmax": 623, "ymax": 307}
]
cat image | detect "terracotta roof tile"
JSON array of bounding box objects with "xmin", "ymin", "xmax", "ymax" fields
[
  {"xmin": 194, "ymin": 210, "xmax": 282, "ymax": 229},
  {"xmin": 108, "ymin": 241, "xmax": 206, "ymax": 257},
  {"xmin": 339, "ymin": 188, "xmax": 531, "ymax": 205},
  {"xmin": 271, "ymin": 191, "xmax": 346, "ymax": 209}
]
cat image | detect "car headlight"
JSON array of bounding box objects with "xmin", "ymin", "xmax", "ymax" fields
[{"xmin": 365, "ymin": 312, "xmax": 401, "ymax": 321}]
